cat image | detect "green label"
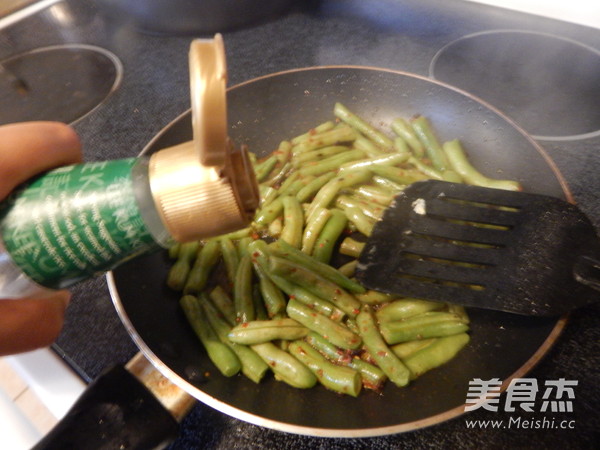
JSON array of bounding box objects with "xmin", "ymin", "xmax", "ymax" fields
[{"xmin": 0, "ymin": 159, "xmax": 157, "ymax": 289}]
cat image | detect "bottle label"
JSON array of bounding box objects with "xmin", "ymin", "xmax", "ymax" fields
[{"xmin": 0, "ymin": 159, "xmax": 157, "ymax": 289}]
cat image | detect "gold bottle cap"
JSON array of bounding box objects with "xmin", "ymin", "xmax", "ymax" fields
[{"xmin": 148, "ymin": 35, "xmax": 259, "ymax": 243}]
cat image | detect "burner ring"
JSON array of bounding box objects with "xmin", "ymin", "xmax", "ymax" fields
[
  {"xmin": 0, "ymin": 44, "xmax": 123, "ymax": 125},
  {"xmin": 430, "ymin": 30, "xmax": 600, "ymax": 141}
]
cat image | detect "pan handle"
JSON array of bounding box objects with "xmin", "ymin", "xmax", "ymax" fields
[{"xmin": 32, "ymin": 354, "xmax": 196, "ymax": 450}]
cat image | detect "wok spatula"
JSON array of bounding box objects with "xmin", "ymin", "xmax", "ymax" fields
[{"xmin": 355, "ymin": 180, "xmax": 600, "ymax": 316}]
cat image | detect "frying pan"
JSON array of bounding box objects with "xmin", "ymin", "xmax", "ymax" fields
[{"xmin": 35, "ymin": 67, "xmax": 568, "ymax": 447}]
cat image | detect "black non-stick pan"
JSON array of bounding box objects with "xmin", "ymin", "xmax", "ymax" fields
[{"xmin": 36, "ymin": 67, "xmax": 569, "ymax": 447}]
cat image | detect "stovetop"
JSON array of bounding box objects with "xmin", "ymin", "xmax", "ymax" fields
[{"xmin": 1, "ymin": 1, "xmax": 598, "ymax": 448}]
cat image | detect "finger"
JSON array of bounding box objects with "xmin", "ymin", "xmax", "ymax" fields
[
  {"xmin": 0, "ymin": 291, "xmax": 70, "ymax": 356},
  {"xmin": 0, "ymin": 121, "xmax": 82, "ymax": 199}
]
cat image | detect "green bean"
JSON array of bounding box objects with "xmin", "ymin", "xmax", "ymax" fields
[
  {"xmin": 292, "ymin": 145, "xmax": 349, "ymax": 167},
  {"xmin": 237, "ymin": 237, "xmax": 254, "ymax": 259},
  {"xmin": 254, "ymin": 197, "xmax": 284, "ymax": 226},
  {"xmin": 292, "ymin": 125, "xmax": 357, "ymax": 154},
  {"xmin": 260, "ymin": 185, "xmax": 278, "ymax": 206},
  {"xmin": 271, "ymin": 239, "xmax": 365, "ymax": 294},
  {"xmin": 407, "ymin": 155, "xmax": 444, "ymax": 180},
  {"xmin": 306, "ymin": 169, "xmax": 372, "ymax": 219},
  {"xmin": 291, "ymin": 120, "xmax": 336, "ymax": 145},
  {"xmin": 201, "ymin": 295, "xmax": 269, "ymax": 383},
  {"xmin": 301, "ymin": 206, "xmax": 332, "ymax": 255},
  {"xmin": 338, "ymin": 260, "xmax": 357, "ymax": 278},
  {"xmin": 168, "ymin": 242, "xmax": 180, "ymax": 259},
  {"xmin": 390, "ymin": 338, "xmax": 436, "ymax": 360},
  {"xmin": 339, "ymin": 152, "xmax": 409, "ymax": 172},
  {"xmin": 355, "ymin": 289, "xmax": 397, "ymax": 305},
  {"xmin": 268, "ymin": 217, "xmax": 283, "ymax": 236},
  {"xmin": 379, "ymin": 312, "xmax": 469, "ymax": 344},
  {"xmin": 219, "ymin": 237, "xmax": 240, "ymax": 287},
  {"xmin": 228, "ymin": 318, "xmax": 309, "ymax": 344},
  {"xmin": 213, "ymin": 227, "xmax": 253, "ymax": 241},
  {"xmin": 253, "ymin": 262, "xmax": 287, "ymax": 318},
  {"xmin": 209, "ymin": 285, "xmax": 236, "ymax": 325},
  {"xmin": 252, "ymin": 284, "xmax": 269, "ymax": 320},
  {"xmin": 335, "ymin": 195, "xmax": 385, "ymax": 221},
  {"xmin": 375, "ymin": 298, "xmax": 446, "ymax": 322},
  {"xmin": 393, "ymin": 136, "xmax": 410, "ymax": 154},
  {"xmin": 350, "ymin": 185, "xmax": 394, "ymax": 206},
  {"xmin": 295, "ymin": 172, "xmax": 336, "ymax": 203},
  {"xmin": 443, "ymin": 139, "xmax": 521, "ymax": 191},
  {"xmin": 298, "ymin": 149, "xmax": 366, "ymax": 177},
  {"xmin": 304, "ymin": 332, "xmax": 386, "ymax": 390},
  {"xmin": 289, "ymin": 340, "xmax": 362, "ymax": 397},
  {"xmin": 280, "ymin": 196, "xmax": 304, "ymax": 248},
  {"xmin": 403, "ymin": 333, "xmax": 470, "ymax": 379},
  {"xmin": 274, "ymin": 140, "xmax": 292, "ymax": 164},
  {"xmin": 183, "ymin": 239, "xmax": 221, "ymax": 294},
  {"xmin": 353, "ymin": 136, "xmax": 387, "ymax": 157},
  {"xmin": 167, "ymin": 241, "xmax": 200, "ymax": 291},
  {"xmin": 251, "ymin": 342, "xmax": 317, "ymax": 389},
  {"xmin": 265, "ymin": 161, "xmax": 293, "ymax": 186},
  {"xmin": 391, "ymin": 117, "xmax": 425, "ymax": 157},
  {"xmin": 343, "ymin": 206, "xmax": 375, "ymax": 237},
  {"xmin": 356, "ymin": 305, "xmax": 411, "ymax": 387},
  {"xmin": 411, "ymin": 115, "xmax": 450, "ymax": 171},
  {"xmin": 254, "ymin": 154, "xmax": 279, "ymax": 182},
  {"xmin": 312, "ymin": 209, "xmax": 348, "ymax": 263},
  {"xmin": 287, "ymin": 299, "xmax": 362, "ymax": 349},
  {"xmin": 233, "ymin": 255, "xmax": 255, "ymax": 323},
  {"xmin": 339, "ymin": 237, "xmax": 364, "ymax": 258},
  {"xmin": 269, "ymin": 256, "xmax": 361, "ymax": 317},
  {"xmin": 369, "ymin": 164, "xmax": 429, "ymax": 185},
  {"xmin": 334, "ymin": 102, "xmax": 393, "ymax": 149},
  {"xmin": 180, "ymin": 295, "xmax": 241, "ymax": 377},
  {"xmin": 447, "ymin": 304, "xmax": 470, "ymax": 324},
  {"xmin": 370, "ymin": 175, "xmax": 405, "ymax": 193}
]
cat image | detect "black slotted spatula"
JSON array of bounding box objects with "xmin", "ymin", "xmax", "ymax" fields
[{"xmin": 355, "ymin": 180, "xmax": 600, "ymax": 316}]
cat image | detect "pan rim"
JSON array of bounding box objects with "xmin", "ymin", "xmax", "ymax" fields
[{"xmin": 108, "ymin": 65, "xmax": 570, "ymax": 437}]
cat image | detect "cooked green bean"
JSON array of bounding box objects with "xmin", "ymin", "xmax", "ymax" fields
[
  {"xmin": 252, "ymin": 284, "xmax": 269, "ymax": 320},
  {"xmin": 343, "ymin": 206, "xmax": 375, "ymax": 237},
  {"xmin": 254, "ymin": 197, "xmax": 284, "ymax": 226},
  {"xmin": 183, "ymin": 239, "xmax": 221, "ymax": 294},
  {"xmin": 280, "ymin": 195, "xmax": 304, "ymax": 248},
  {"xmin": 228, "ymin": 318, "xmax": 309, "ymax": 344},
  {"xmin": 271, "ymin": 239, "xmax": 365, "ymax": 294},
  {"xmin": 208, "ymin": 285, "xmax": 236, "ymax": 325},
  {"xmin": 301, "ymin": 206, "xmax": 332, "ymax": 254},
  {"xmin": 306, "ymin": 169, "xmax": 372, "ymax": 219},
  {"xmin": 335, "ymin": 195, "xmax": 385, "ymax": 221},
  {"xmin": 254, "ymin": 154, "xmax": 279, "ymax": 182},
  {"xmin": 201, "ymin": 296, "xmax": 269, "ymax": 383},
  {"xmin": 375, "ymin": 298, "xmax": 446, "ymax": 322},
  {"xmin": 287, "ymin": 299, "xmax": 361, "ymax": 349},
  {"xmin": 167, "ymin": 241, "xmax": 200, "ymax": 291},
  {"xmin": 251, "ymin": 342, "xmax": 317, "ymax": 389},
  {"xmin": 353, "ymin": 136, "xmax": 387, "ymax": 157},
  {"xmin": 356, "ymin": 305, "xmax": 411, "ymax": 387},
  {"xmin": 339, "ymin": 152, "xmax": 409, "ymax": 172},
  {"xmin": 289, "ymin": 340, "xmax": 362, "ymax": 397},
  {"xmin": 355, "ymin": 289, "xmax": 397, "ymax": 305},
  {"xmin": 379, "ymin": 312, "xmax": 469, "ymax": 344},
  {"xmin": 298, "ymin": 149, "xmax": 366, "ymax": 177},
  {"xmin": 304, "ymin": 331, "xmax": 386, "ymax": 390},
  {"xmin": 403, "ymin": 333, "xmax": 470, "ymax": 379},
  {"xmin": 369, "ymin": 164, "xmax": 429, "ymax": 185},
  {"xmin": 220, "ymin": 237, "xmax": 240, "ymax": 286},
  {"xmin": 312, "ymin": 209, "xmax": 348, "ymax": 263},
  {"xmin": 291, "ymin": 120, "xmax": 335, "ymax": 145},
  {"xmin": 292, "ymin": 125, "xmax": 357, "ymax": 154},
  {"xmin": 180, "ymin": 295, "xmax": 241, "ymax": 377},
  {"xmin": 334, "ymin": 102, "xmax": 394, "ymax": 149},
  {"xmin": 269, "ymin": 256, "xmax": 361, "ymax": 317},
  {"xmin": 391, "ymin": 117, "xmax": 425, "ymax": 158},
  {"xmin": 295, "ymin": 172, "xmax": 337, "ymax": 203},
  {"xmin": 443, "ymin": 139, "xmax": 521, "ymax": 191},
  {"xmin": 350, "ymin": 185, "xmax": 394, "ymax": 206},
  {"xmin": 390, "ymin": 338, "xmax": 436, "ymax": 360},
  {"xmin": 370, "ymin": 175, "xmax": 405, "ymax": 193},
  {"xmin": 292, "ymin": 145, "xmax": 350, "ymax": 167},
  {"xmin": 338, "ymin": 259, "xmax": 357, "ymax": 278},
  {"xmin": 411, "ymin": 115, "xmax": 450, "ymax": 171},
  {"xmin": 407, "ymin": 155, "xmax": 444, "ymax": 180},
  {"xmin": 393, "ymin": 136, "xmax": 410, "ymax": 154},
  {"xmin": 168, "ymin": 242, "xmax": 180, "ymax": 259},
  {"xmin": 234, "ymin": 255, "xmax": 255, "ymax": 323},
  {"xmin": 253, "ymin": 262, "xmax": 287, "ymax": 318},
  {"xmin": 339, "ymin": 237, "xmax": 364, "ymax": 258}
]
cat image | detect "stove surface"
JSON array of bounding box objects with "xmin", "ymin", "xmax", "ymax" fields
[{"xmin": 1, "ymin": 0, "xmax": 598, "ymax": 448}]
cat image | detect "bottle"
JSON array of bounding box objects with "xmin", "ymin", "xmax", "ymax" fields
[{"xmin": 0, "ymin": 34, "xmax": 259, "ymax": 299}]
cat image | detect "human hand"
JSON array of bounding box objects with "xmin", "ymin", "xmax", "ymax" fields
[{"xmin": 0, "ymin": 122, "xmax": 82, "ymax": 356}]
